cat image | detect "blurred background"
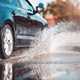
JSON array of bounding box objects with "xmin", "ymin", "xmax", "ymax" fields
[{"xmin": 29, "ymin": 0, "xmax": 80, "ymax": 27}]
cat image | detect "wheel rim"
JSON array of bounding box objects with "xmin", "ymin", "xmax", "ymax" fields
[{"xmin": 2, "ymin": 25, "xmax": 13, "ymax": 56}]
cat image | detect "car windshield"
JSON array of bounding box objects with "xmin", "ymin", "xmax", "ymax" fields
[
  {"xmin": 19, "ymin": 0, "xmax": 30, "ymax": 9},
  {"xmin": 26, "ymin": 0, "xmax": 37, "ymax": 9}
]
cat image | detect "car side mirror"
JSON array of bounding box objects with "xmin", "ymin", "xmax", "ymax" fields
[
  {"xmin": 27, "ymin": 3, "xmax": 44, "ymax": 15},
  {"xmin": 36, "ymin": 3, "xmax": 44, "ymax": 13}
]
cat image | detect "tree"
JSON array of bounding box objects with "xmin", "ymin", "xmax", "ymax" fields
[{"xmin": 44, "ymin": 0, "xmax": 79, "ymax": 21}]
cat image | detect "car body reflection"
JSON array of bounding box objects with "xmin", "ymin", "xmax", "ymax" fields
[
  {"xmin": 0, "ymin": 61, "xmax": 41, "ymax": 80},
  {"xmin": 1, "ymin": 61, "xmax": 80, "ymax": 80}
]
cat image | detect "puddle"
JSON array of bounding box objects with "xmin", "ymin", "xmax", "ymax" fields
[{"xmin": 0, "ymin": 61, "xmax": 80, "ymax": 80}]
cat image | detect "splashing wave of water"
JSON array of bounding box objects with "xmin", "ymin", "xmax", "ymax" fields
[{"xmin": 29, "ymin": 21, "xmax": 78, "ymax": 54}]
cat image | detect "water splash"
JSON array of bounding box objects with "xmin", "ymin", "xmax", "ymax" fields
[
  {"xmin": 27, "ymin": 21, "xmax": 80, "ymax": 80},
  {"xmin": 29, "ymin": 21, "xmax": 78, "ymax": 54}
]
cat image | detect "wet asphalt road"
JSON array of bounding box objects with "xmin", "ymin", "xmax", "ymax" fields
[{"xmin": 0, "ymin": 21, "xmax": 80, "ymax": 80}]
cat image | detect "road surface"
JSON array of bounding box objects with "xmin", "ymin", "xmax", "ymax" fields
[{"xmin": 0, "ymin": 21, "xmax": 80, "ymax": 80}]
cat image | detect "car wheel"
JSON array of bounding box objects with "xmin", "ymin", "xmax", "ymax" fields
[{"xmin": 0, "ymin": 24, "xmax": 14, "ymax": 59}]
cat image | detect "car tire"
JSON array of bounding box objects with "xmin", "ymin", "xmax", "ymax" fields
[{"xmin": 0, "ymin": 23, "xmax": 14, "ymax": 59}]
